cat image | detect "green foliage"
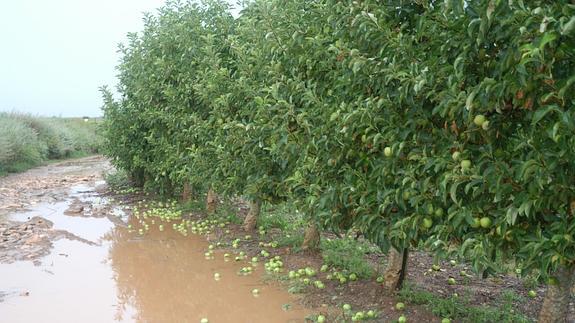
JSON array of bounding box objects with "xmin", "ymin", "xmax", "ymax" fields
[
  {"xmin": 0, "ymin": 112, "xmax": 102, "ymax": 175},
  {"xmin": 259, "ymin": 203, "xmax": 305, "ymax": 231},
  {"xmin": 398, "ymin": 285, "xmax": 532, "ymax": 323},
  {"xmin": 104, "ymin": 169, "xmax": 132, "ymax": 190},
  {"xmin": 321, "ymin": 238, "xmax": 375, "ymax": 278},
  {"xmin": 102, "ymin": 0, "xmax": 575, "ymax": 287}
]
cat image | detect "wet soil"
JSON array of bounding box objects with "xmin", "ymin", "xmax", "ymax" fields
[
  {"xmin": 0, "ymin": 157, "xmax": 310, "ymax": 323},
  {"xmin": 203, "ymin": 202, "xmax": 547, "ymax": 323}
]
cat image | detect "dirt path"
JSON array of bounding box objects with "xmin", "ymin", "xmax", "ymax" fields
[
  {"xmin": 0, "ymin": 156, "xmax": 111, "ymax": 217},
  {"xmin": 0, "ymin": 156, "xmax": 310, "ymax": 322}
]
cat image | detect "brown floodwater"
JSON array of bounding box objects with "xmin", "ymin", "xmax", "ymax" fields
[{"xmin": 0, "ymin": 186, "xmax": 310, "ymax": 323}]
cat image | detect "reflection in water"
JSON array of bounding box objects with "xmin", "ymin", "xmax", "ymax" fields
[
  {"xmin": 105, "ymin": 217, "xmax": 309, "ymax": 323},
  {"xmin": 1, "ymin": 200, "xmax": 309, "ymax": 322}
]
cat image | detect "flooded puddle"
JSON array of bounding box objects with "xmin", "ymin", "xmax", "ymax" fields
[{"xmin": 0, "ymin": 186, "xmax": 310, "ymax": 322}]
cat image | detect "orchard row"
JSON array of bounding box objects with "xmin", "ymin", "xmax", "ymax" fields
[{"xmin": 101, "ymin": 1, "xmax": 574, "ymax": 321}]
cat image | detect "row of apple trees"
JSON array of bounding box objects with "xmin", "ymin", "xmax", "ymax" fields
[{"xmin": 102, "ymin": 0, "xmax": 574, "ymax": 320}]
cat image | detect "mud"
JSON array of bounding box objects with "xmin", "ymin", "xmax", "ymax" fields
[
  {"xmin": 0, "ymin": 156, "xmax": 110, "ymax": 216},
  {"xmin": 0, "ymin": 156, "xmax": 311, "ymax": 322}
]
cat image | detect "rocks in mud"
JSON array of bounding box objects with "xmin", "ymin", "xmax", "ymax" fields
[
  {"xmin": 0, "ymin": 216, "xmax": 97, "ymax": 264},
  {"xmin": 64, "ymin": 200, "xmax": 86, "ymax": 215},
  {"xmin": 0, "ymin": 217, "xmax": 54, "ymax": 264},
  {"xmin": 0, "ymin": 156, "xmax": 110, "ymax": 216}
]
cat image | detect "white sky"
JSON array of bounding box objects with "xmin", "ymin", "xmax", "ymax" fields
[{"xmin": 0, "ymin": 0, "xmax": 240, "ymax": 117}]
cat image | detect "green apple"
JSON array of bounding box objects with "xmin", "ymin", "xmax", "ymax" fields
[
  {"xmin": 349, "ymin": 273, "xmax": 358, "ymax": 281},
  {"xmin": 398, "ymin": 315, "xmax": 407, "ymax": 323},
  {"xmin": 402, "ymin": 191, "xmax": 411, "ymax": 201},
  {"xmin": 528, "ymin": 290, "xmax": 537, "ymax": 298},
  {"xmin": 317, "ymin": 315, "xmax": 326, "ymax": 323},
  {"xmin": 305, "ymin": 267, "xmax": 316, "ymax": 276},
  {"xmin": 395, "ymin": 302, "xmax": 405, "ymax": 310},
  {"xmin": 480, "ymin": 217, "xmax": 492, "ymax": 228},
  {"xmin": 376, "ymin": 276, "xmax": 384, "ymax": 283},
  {"xmin": 471, "ymin": 218, "xmax": 481, "ymax": 228},
  {"xmin": 434, "ymin": 208, "xmax": 444, "ymax": 217},
  {"xmin": 343, "ymin": 304, "xmax": 352, "ymax": 311},
  {"xmin": 441, "ymin": 319, "xmax": 451, "ymax": 323},
  {"xmin": 452, "ymin": 151, "xmax": 461, "ymax": 161},
  {"xmin": 384, "ymin": 146, "xmax": 393, "ymax": 157},
  {"xmin": 460, "ymin": 159, "xmax": 472, "ymax": 170},
  {"xmin": 367, "ymin": 310, "xmax": 376, "ymax": 318},
  {"xmin": 448, "ymin": 278, "xmax": 456, "ymax": 285},
  {"xmin": 432, "ymin": 264, "xmax": 440, "ymax": 271},
  {"xmin": 252, "ymin": 288, "xmax": 260, "ymax": 295},
  {"xmin": 422, "ymin": 217, "xmax": 433, "ymax": 229},
  {"xmin": 473, "ymin": 114, "xmax": 486, "ymax": 126}
]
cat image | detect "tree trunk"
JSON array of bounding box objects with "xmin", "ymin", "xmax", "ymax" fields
[
  {"xmin": 383, "ymin": 247, "xmax": 409, "ymax": 292},
  {"xmin": 206, "ymin": 188, "xmax": 218, "ymax": 215},
  {"xmin": 182, "ymin": 181, "xmax": 192, "ymax": 203},
  {"xmin": 538, "ymin": 265, "xmax": 575, "ymax": 323},
  {"xmin": 301, "ymin": 222, "xmax": 320, "ymax": 251},
  {"xmin": 242, "ymin": 199, "xmax": 261, "ymax": 231}
]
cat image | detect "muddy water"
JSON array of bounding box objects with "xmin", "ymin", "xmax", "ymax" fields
[{"xmin": 0, "ymin": 185, "xmax": 310, "ymax": 322}]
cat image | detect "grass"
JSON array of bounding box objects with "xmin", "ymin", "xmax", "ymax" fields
[
  {"xmin": 320, "ymin": 237, "xmax": 376, "ymax": 279},
  {"xmin": 258, "ymin": 202, "xmax": 305, "ymax": 231},
  {"xmin": 398, "ymin": 283, "xmax": 532, "ymax": 323},
  {"xmin": 0, "ymin": 112, "xmax": 102, "ymax": 175},
  {"xmin": 104, "ymin": 169, "xmax": 132, "ymax": 190}
]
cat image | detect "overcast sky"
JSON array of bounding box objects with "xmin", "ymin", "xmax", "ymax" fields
[{"xmin": 0, "ymin": 0, "xmax": 240, "ymax": 117}]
